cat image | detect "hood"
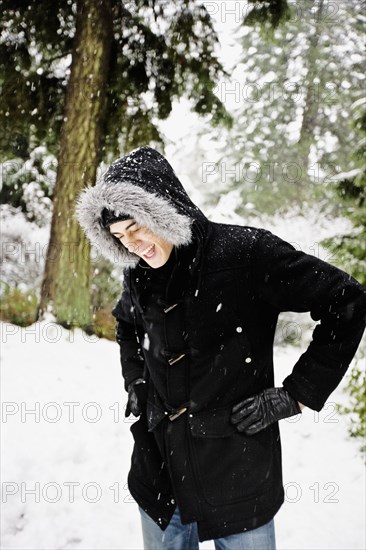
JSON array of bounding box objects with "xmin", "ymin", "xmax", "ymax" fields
[{"xmin": 75, "ymin": 146, "xmax": 209, "ymax": 271}]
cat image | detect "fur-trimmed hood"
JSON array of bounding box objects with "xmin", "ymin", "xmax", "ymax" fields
[{"xmin": 75, "ymin": 146, "xmax": 209, "ymax": 270}]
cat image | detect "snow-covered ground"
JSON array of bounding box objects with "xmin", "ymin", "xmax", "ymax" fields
[{"xmin": 1, "ymin": 319, "xmax": 365, "ymax": 550}]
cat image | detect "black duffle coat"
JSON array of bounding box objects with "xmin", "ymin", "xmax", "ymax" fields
[
  {"xmin": 112, "ymin": 212, "xmax": 366, "ymax": 542},
  {"xmin": 76, "ymin": 145, "xmax": 366, "ymax": 542}
]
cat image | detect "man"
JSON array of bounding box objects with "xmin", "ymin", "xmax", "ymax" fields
[{"xmin": 76, "ymin": 145, "xmax": 366, "ymax": 549}]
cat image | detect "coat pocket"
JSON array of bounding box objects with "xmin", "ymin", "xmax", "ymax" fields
[
  {"xmin": 188, "ymin": 407, "xmax": 237, "ymax": 438},
  {"xmin": 129, "ymin": 414, "xmax": 171, "ymax": 495},
  {"xmin": 188, "ymin": 408, "xmax": 273, "ymax": 506}
]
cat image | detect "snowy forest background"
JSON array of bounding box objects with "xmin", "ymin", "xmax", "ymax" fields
[{"xmin": 1, "ymin": 1, "xmax": 365, "ymax": 549}]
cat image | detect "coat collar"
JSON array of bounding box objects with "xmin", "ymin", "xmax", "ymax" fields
[{"xmin": 137, "ymin": 217, "xmax": 211, "ymax": 302}]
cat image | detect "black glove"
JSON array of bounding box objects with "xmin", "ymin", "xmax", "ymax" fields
[
  {"xmin": 125, "ymin": 377, "xmax": 148, "ymax": 418},
  {"xmin": 230, "ymin": 387, "xmax": 302, "ymax": 435}
]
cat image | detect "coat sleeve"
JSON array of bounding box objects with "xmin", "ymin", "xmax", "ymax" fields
[
  {"xmin": 111, "ymin": 268, "xmax": 146, "ymax": 393},
  {"xmin": 251, "ymin": 229, "xmax": 366, "ymax": 412}
]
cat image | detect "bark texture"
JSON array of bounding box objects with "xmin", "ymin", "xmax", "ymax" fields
[{"xmin": 38, "ymin": 0, "xmax": 113, "ymax": 326}]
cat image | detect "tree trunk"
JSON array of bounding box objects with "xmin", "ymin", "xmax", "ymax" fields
[
  {"xmin": 38, "ymin": 0, "xmax": 113, "ymax": 328},
  {"xmin": 298, "ymin": 0, "xmax": 324, "ymax": 176}
]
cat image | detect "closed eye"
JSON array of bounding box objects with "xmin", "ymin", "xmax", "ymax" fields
[{"xmin": 113, "ymin": 224, "xmax": 141, "ymax": 239}]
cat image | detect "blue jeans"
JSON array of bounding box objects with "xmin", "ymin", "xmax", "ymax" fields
[{"xmin": 138, "ymin": 505, "xmax": 276, "ymax": 550}]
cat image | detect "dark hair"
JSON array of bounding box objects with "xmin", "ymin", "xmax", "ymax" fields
[{"xmin": 100, "ymin": 208, "xmax": 132, "ymax": 228}]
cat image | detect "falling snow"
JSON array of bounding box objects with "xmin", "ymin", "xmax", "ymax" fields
[
  {"xmin": 1, "ymin": 321, "xmax": 364, "ymax": 549},
  {"xmin": 142, "ymin": 333, "xmax": 150, "ymax": 350}
]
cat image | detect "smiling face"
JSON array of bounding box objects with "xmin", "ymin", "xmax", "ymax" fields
[{"xmin": 109, "ymin": 218, "xmax": 174, "ymax": 268}]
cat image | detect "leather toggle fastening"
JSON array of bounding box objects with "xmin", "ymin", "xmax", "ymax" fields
[
  {"xmin": 163, "ymin": 303, "xmax": 178, "ymax": 313},
  {"xmin": 167, "ymin": 353, "xmax": 186, "ymax": 365},
  {"xmin": 168, "ymin": 407, "xmax": 188, "ymax": 421},
  {"xmin": 162, "ymin": 347, "xmax": 190, "ymax": 365}
]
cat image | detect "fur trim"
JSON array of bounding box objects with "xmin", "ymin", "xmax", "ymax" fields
[{"xmin": 75, "ymin": 180, "xmax": 194, "ymax": 268}]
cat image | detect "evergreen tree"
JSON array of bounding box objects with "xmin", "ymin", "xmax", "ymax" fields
[
  {"xmin": 196, "ymin": 0, "xmax": 365, "ymax": 215},
  {"xmin": 321, "ymin": 95, "xmax": 366, "ymax": 454},
  {"xmin": 0, "ymin": 0, "xmax": 233, "ymax": 327},
  {"xmin": 322, "ymin": 95, "xmax": 366, "ymax": 286}
]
